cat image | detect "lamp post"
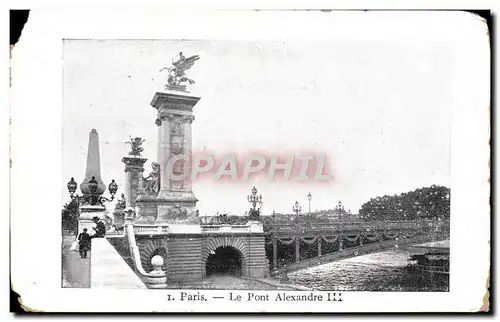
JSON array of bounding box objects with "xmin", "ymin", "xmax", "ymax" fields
[
  {"xmin": 67, "ymin": 176, "xmax": 118, "ymax": 206},
  {"xmin": 335, "ymin": 201, "xmax": 344, "ymax": 222},
  {"xmin": 307, "ymin": 192, "xmax": 312, "ymax": 216},
  {"xmin": 293, "ymin": 201, "xmax": 302, "ymax": 216},
  {"xmin": 247, "ymin": 186, "xmax": 263, "ymax": 221}
]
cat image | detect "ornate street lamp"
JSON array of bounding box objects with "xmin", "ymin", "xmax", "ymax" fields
[
  {"xmin": 335, "ymin": 201, "xmax": 344, "ymax": 222},
  {"xmin": 247, "ymin": 186, "xmax": 263, "ymax": 221},
  {"xmin": 293, "ymin": 201, "xmax": 302, "ymax": 216},
  {"xmin": 67, "ymin": 177, "xmax": 78, "ymax": 197},
  {"xmin": 67, "ymin": 176, "xmax": 118, "ymax": 206},
  {"xmin": 307, "ymin": 192, "xmax": 312, "ymax": 215}
]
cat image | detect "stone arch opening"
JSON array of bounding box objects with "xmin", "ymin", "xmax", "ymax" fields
[
  {"xmin": 205, "ymin": 246, "xmax": 244, "ymax": 277},
  {"xmin": 144, "ymin": 247, "xmax": 167, "ymax": 273}
]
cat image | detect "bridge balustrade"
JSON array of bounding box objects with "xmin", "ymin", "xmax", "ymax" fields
[
  {"xmin": 266, "ymin": 220, "xmax": 447, "ymax": 233},
  {"xmin": 134, "ymin": 224, "xmax": 169, "ymax": 235},
  {"xmin": 133, "ymin": 224, "xmax": 256, "ymax": 234},
  {"xmin": 200, "ymin": 224, "xmax": 251, "ymax": 233}
]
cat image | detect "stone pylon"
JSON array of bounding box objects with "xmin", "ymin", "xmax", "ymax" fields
[
  {"xmin": 122, "ymin": 153, "xmax": 147, "ymax": 208},
  {"xmin": 78, "ymin": 129, "xmax": 107, "ymax": 233},
  {"xmin": 151, "ymin": 91, "xmax": 201, "ymax": 224}
]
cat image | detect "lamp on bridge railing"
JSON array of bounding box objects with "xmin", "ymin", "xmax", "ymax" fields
[
  {"xmin": 247, "ymin": 186, "xmax": 263, "ymax": 221},
  {"xmin": 307, "ymin": 192, "xmax": 312, "ymax": 215},
  {"xmin": 292, "ymin": 201, "xmax": 302, "ymax": 216},
  {"xmin": 67, "ymin": 176, "xmax": 118, "ymax": 206},
  {"xmin": 335, "ymin": 201, "xmax": 345, "ymax": 222}
]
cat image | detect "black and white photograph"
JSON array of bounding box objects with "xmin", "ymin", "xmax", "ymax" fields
[
  {"xmin": 9, "ymin": 8, "xmax": 490, "ymax": 313},
  {"xmin": 61, "ymin": 38, "xmax": 451, "ymax": 292}
]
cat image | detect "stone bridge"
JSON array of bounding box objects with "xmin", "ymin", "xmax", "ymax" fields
[
  {"xmin": 107, "ymin": 219, "xmax": 449, "ymax": 287},
  {"xmin": 110, "ymin": 222, "xmax": 269, "ymax": 285},
  {"xmin": 265, "ymin": 219, "xmax": 450, "ymax": 276}
]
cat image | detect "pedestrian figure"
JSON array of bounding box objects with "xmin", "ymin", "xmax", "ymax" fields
[
  {"xmin": 78, "ymin": 228, "xmax": 91, "ymax": 259},
  {"xmin": 91, "ymin": 216, "xmax": 106, "ymax": 238}
]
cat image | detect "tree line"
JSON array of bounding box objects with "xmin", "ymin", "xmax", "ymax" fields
[
  {"xmin": 358, "ymin": 185, "xmax": 450, "ymax": 221},
  {"xmin": 61, "ymin": 198, "xmax": 79, "ymax": 234}
]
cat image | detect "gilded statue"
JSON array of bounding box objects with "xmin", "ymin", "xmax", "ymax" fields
[{"xmin": 159, "ymin": 52, "xmax": 200, "ymax": 90}]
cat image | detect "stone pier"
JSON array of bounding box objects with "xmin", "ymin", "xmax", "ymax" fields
[
  {"xmin": 114, "ymin": 54, "xmax": 269, "ymax": 286},
  {"xmin": 122, "ymin": 155, "xmax": 147, "ymax": 208},
  {"xmin": 151, "ymin": 91, "xmax": 200, "ymax": 224}
]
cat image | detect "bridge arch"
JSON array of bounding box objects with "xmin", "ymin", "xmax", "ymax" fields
[{"xmin": 201, "ymin": 236, "xmax": 249, "ymax": 277}]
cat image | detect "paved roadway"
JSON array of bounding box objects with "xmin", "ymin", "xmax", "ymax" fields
[{"xmin": 61, "ymin": 235, "xmax": 90, "ymax": 288}]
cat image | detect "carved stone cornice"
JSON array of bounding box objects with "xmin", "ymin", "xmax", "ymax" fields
[
  {"xmin": 125, "ymin": 166, "xmax": 146, "ymax": 173},
  {"xmin": 122, "ymin": 156, "xmax": 148, "ymax": 172},
  {"xmin": 151, "ymin": 92, "xmax": 201, "ymax": 127},
  {"xmin": 150, "ymin": 92, "xmax": 201, "ymax": 112}
]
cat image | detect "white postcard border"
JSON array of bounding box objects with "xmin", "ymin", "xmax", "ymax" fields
[{"xmin": 9, "ymin": 7, "xmax": 490, "ymax": 312}]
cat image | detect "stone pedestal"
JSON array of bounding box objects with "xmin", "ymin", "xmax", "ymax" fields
[
  {"xmin": 247, "ymin": 220, "xmax": 264, "ymax": 233},
  {"xmin": 78, "ymin": 205, "xmax": 106, "ymax": 234},
  {"xmin": 135, "ymin": 196, "xmax": 158, "ymax": 222},
  {"xmin": 112, "ymin": 205, "xmax": 126, "ymax": 230},
  {"xmin": 122, "ymin": 156, "xmax": 148, "ymax": 208},
  {"xmin": 150, "ymin": 91, "xmax": 201, "ymax": 224}
]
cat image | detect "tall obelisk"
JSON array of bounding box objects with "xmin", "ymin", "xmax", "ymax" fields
[{"xmin": 78, "ymin": 129, "xmax": 107, "ymax": 233}]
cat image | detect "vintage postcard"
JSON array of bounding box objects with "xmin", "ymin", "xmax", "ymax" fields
[{"xmin": 10, "ymin": 8, "xmax": 490, "ymax": 313}]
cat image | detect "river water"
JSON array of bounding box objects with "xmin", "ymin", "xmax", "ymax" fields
[{"xmin": 288, "ymin": 241, "xmax": 449, "ymax": 292}]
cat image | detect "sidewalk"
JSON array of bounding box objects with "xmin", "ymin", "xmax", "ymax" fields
[
  {"xmin": 61, "ymin": 235, "xmax": 90, "ymax": 288},
  {"xmin": 90, "ymin": 238, "xmax": 146, "ymax": 289}
]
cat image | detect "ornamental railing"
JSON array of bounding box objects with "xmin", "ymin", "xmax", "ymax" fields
[
  {"xmin": 200, "ymin": 224, "xmax": 251, "ymax": 233},
  {"xmin": 132, "ymin": 223, "xmax": 257, "ymax": 234},
  {"xmin": 266, "ymin": 220, "xmax": 449, "ymax": 233},
  {"xmin": 125, "ymin": 224, "xmax": 167, "ymax": 288},
  {"xmin": 133, "ymin": 224, "xmax": 169, "ymax": 234}
]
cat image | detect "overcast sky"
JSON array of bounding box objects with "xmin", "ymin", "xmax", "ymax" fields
[{"xmin": 62, "ymin": 37, "xmax": 451, "ymax": 216}]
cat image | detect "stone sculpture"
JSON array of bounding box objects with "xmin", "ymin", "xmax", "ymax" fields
[
  {"xmin": 140, "ymin": 162, "xmax": 161, "ymax": 196},
  {"xmin": 168, "ymin": 205, "xmax": 188, "ymax": 221},
  {"xmin": 126, "ymin": 136, "xmax": 145, "ymax": 156}
]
